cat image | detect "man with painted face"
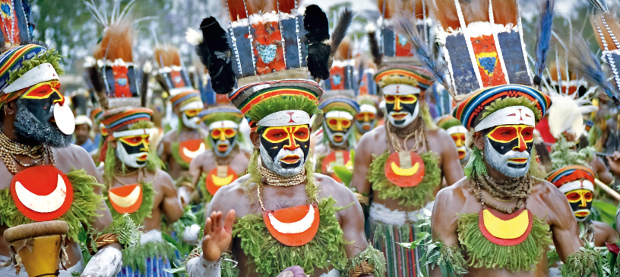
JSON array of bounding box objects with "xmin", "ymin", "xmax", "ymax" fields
[
  {"xmin": 546, "ymin": 140, "xmax": 617, "ymax": 248},
  {"xmin": 185, "ymin": 106, "xmax": 250, "ymax": 205},
  {"xmin": 314, "ymin": 95, "xmax": 359, "ymax": 183},
  {"xmin": 157, "ymin": 90, "xmax": 207, "ymax": 180},
  {"xmin": 430, "ymin": 85, "xmax": 598, "ymax": 276},
  {"xmin": 351, "ymin": 65, "xmax": 463, "ymax": 276},
  {"xmin": 0, "ymin": 44, "xmax": 125, "ymax": 276},
  {"xmin": 354, "ymin": 95, "xmax": 379, "ymax": 141},
  {"xmin": 436, "ymin": 116, "xmax": 470, "ymax": 166},
  {"xmin": 98, "ymin": 107, "xmax": 184, "ymax": 276}
]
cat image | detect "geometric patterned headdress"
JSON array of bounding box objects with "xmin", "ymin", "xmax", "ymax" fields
[
  {"xmin": 153, "ymin": 45, "xmax": 195, "ymax": 96},
  {"xmin": 432, "ymin": 0, "xmax": 532, "ymax": 98},
  {"xmin": 590, "ymin": 0, "xmax": 620, "ymax": 107}
]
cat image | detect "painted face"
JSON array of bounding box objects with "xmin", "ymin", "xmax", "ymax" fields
[
  {"xmin": 259, "ymin": 125, "xmax": 310, "ymax": 177},
  {"xmin": 323, "ymin": 111, "xmax": 353, "ymax": 147},
  {"xmin": 182, "ymin": 108, "xmax": 202, "ymax": 129},
  {"xmin": 14, "ymin": 81, "xmax": 73, "ymax": 147},
  {"xmin": 355, "ymin": 105, "xmax": 377, "ymax": 134},
  {"xmin": 385, "ymin": 94, "xmax": 418, "ymax": 128},
  {"xmin": 564, "ymin": 185, "xmax": 594, "ymax": 221},
  {"xmin": 483, "ymin": 125, "xmax": 534, "ymax": 178},
  {"xmin": 116, "ymin": 134, "xmax": 150, "ymax": 168},
  {"xmin": 210, "ymin": 127, "xmax": 238, "ymax": 157},
  {"xmin": 446, "ymin": 125, "xmax": 469, "ymax": 162}
]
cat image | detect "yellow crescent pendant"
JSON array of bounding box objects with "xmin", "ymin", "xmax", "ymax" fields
[{"xmin": 390, "ymin": 161, "xmax": 419, "ymax": 176}]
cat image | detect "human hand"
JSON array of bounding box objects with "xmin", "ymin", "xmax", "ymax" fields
[{"xmin": 201, "ymin": 209, "xmax": 235, "ymax": 262}]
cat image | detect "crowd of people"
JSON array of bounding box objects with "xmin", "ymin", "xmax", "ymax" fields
[{"xmin": 2, "ymin": 0, "xmax": 620, "ymax": 276}]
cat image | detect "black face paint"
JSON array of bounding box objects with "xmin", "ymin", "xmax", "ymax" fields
[
  {"xmin": 259, "ymin": 125, "xmax": 311, "ymax": 169},
  {"xmin": 119, "ymin": 141, "xmax": 147, "ymax": 166},
  {"xmin": 14, "ymin": 99, "xmax": 72, "ymax": 147},
  {"xmin": 384, "ymin": 94, "xmax": 418, "ymax": 127}
]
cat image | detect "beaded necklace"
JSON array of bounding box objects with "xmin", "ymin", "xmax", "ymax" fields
[
  {"xmin": 0, "ymin": 131, "xmax": 55, "ymax": 174},
  {"xmin": 472, "ymin": 173, "xmax": 532, "ymax": 214}
]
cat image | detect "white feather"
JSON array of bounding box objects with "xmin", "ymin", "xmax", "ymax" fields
[
  {"xmin": 547, "ymin": 94, "xmax": 597, "ymax": 139},
  {"xmin": 185, "ymin": 28, "xmax": 203, "ymax": 46}
]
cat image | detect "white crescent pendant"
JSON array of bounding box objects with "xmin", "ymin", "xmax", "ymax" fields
[
  {"xmin": 15, "ymin": 174, "xmax": 67, "ymax": 213},
  {"xmin": 182, "ymin": 142, "xmax": 205, "ymax": 159},
  {"xmin": 53, "ymin": 103, "xmax": 75, "ymax": 135},
  {"xmin": 109, "ymin": 186, "xmax": 142, "ymax": 208},
  {"xmin": 268, "ymin": 205, "xmax": 315, "ymax": 234}
]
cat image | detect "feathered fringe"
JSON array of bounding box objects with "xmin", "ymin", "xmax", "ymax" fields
[
  {"xmin": 304, "ymin": 5, "xmax": 330, "ymax": 80},
  {"xmin": 394, "ymin": 16, "xmax": 452, "ymax": 97},
  {"xmin": 93, "ymin": 19, "xmax": 133, "ymax": 62},
  {"xmin": 591, "ymin": 11, "xmax": 620, "ymax": 51},
  {"xmin": 368, "ymin": 151, "xmax": 441, "ymax": 208},
  {"xmin": 422, "ymin": 240, "xmax": 469, "ymax": 276},
  {"xmin": 0, "ymin": 169, "xmax": 104, "ymax": 242},
  {"xmin": 329, "ymin": 8, "xmax": 353, "ymax": 64},
  {"xmin": 560, "ymin": 248, "xmax": 604, "ymax": 277},
  {"xmin": 457, "ymin": 212, "xmax": 552, "ymax": 272},
  {"xmin": 154, "ymin": 45, "xmax": 181, "ymax": 68},
  {"xmin": 233, "ymin": 197, "xmax": 349, "ymax": 276},
  {"xmin": 341, "ymin": 245, "xmax": 387, "ymax": 277},
  {"xmin": 427, "ymin": 0, "xmax": 517, "ymax": 29},
  {"xmin": 366, "ymin": 23, "xmax": 382, "ymax": 66},
  {"xmin": 566, "ymin": 31, "xmax": 620, "ymax": 107},
  {"xmin": 197, "ymin": 17, "xmax": 236, "ymax": 94},
  {"xmin": 121, "ymin": 240, "xmax": 176, "ymax": 274},
  {"xmin": 535, "ymin": 0, "xmax": 555, "ymax": 80}
]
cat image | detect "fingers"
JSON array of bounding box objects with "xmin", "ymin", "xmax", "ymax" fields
[
  {"xmin": 224, "ymin": 209, "xmax": 236, "ymax": 232},
  {"xmin": 204, "ymin": 217, "xmax": 212, "ymax": 236}
]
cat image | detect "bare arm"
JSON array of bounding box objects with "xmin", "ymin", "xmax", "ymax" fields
[
  {"xmin": 591, "ymin": 156, "xmax": 614, "ymax": 185},
  {"xmin": 157, "ymin": 137, "xmax": 171, "ymax": 167},
  {"xmin": 351, "ymin": 134, "xmax": 374, "ymax": 196},
  {"xmin": 438, "ymin": 130, "xmax": 464, "ymax": 186},
  {"xmin": 332, "ymin": 179, "xmax": 368, "ymax": 258},
  {"xmin": 159, "ymin": 171, "xmax": 184, "ymax": 223},
  {"xmin": 544, "ymin": 183, "xmax": 582, "ymax": 261},
  {"xmin": 430, "ymin": 186, "xmax": 464, "ymax": 277},
  {"xmin": 188, "ymin": 154, "xmax": 204, "ymax": 189}
]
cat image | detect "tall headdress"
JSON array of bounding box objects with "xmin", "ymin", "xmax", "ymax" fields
[
  {"xmin": 84, "ymin": 0, "xmax": 142, "ymax": 110},
  {"xmin": 324, "ymin": 39, "xmax": 355, "ymax": 93},
  {"xmin": 585, "ymin": 0, "xmax": 620, "ymax": 107},
  {"xmin": 369, "ymin": 0, "xmax": 430, "ymax": 67},
  {"xmin": 195, "ymin": 1, "xmax": 351, "ymax": 129},
  {"xmin": 153, "ymin": 45, "xmax": 195, "ymax": 96}
]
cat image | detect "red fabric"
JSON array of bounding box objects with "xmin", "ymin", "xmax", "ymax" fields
[{"xmin": 536, "ymin": 117, "xmax": 555, "ymax": 151}]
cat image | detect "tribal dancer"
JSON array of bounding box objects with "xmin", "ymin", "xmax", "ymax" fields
[
  {"xmin": 0, "ymin": 2, "xmax": 124, "ymax": 276},
  {"xmin": 186, "ymin": 2, "xmax": 385, "ymax": 276},
  {"xmin": 314, "ymin": 94, "xmax": 359, "ymax": 184},
  {"xmin": 155, "ymin": 46, "xmax": 207, "ymax": 181},
  {"xmin": 100, "ymin": 107, "xmax": 183, "ymax": 276},
  {"xmin": 547, "ymin": 137, "xmax": 617, "ymax": 247},
  {"xmin": 84, "ymin": 5, "xmax": 184, "ymax": 275},
  {"xmin": 436, "ymin": 116, "xmax": 469, "ymax": 167},
  {"xmin": 351, "ymin": 1, "xmax": 463, "ymax": 275},
  {"xmin": 428, "ymin": 0, "xmax": 599, "ymax": 275},
  {"xmin": 187, "ymin": 106, "xmax": 250, "ymax": 204},
  {"xmin": 354, "ymin": 94, "xmax": 379, "ymax": 141}
]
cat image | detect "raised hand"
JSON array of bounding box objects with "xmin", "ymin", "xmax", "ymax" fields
[
  {"xmin": 608, "ymin": 152, "xmax": 620, "ymax": 177},
  {"xmin": 202, "ymin": 209, "xmax": 236, "ymax": 262}
]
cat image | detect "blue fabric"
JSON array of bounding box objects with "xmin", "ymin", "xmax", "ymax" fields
[
  {"xmin": 116, "ymin": 256, "xmax": 173, "ymax": 277},
  {"xmin": 77, "ymin": 139, "xmax": 98, "ymax": 155}
]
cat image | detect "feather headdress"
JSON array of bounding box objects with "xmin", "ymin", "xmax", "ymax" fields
[{"xmin": 588, "ymin": 0, "xmax": 620, "ymax": 107}]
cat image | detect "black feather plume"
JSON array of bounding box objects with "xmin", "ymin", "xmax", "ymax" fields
[
  {"xmin": 567, "ymin": 32, "xmax": 620, "ymax": 108},
  {"xmin": 329, "ymin": 8, "xmax": 353, "ymax": 64},
  {"xmin": 367, "ymin": 25, "xmax": 381, "ymax": 67},
  {"xmin": 304, "ymin": 5, "xmax": 330, "ymax": 80},
  {"xmin": 197, "ymin": 17, "xmax": 235, "ymax": 95},
  {"xmin": 535, "ymin": 0, "xmax": 554, "ymax": 82},
  {"xmin": 394, "ymin": 15, "xmax": 452, "ymax": 97}
]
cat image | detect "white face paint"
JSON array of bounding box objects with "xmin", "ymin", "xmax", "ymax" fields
[
  {"xmin": 388, "ymin": 108, "xmax": 418, "ymax": 128},
  {"xmin": 116, "ymin": 142, "xmax": 147, "ymax": 168},
  {"xmin": 182, "ymin": 112, "xmax": 202, "ymax": 129},
  {"xmin": 483, "ymin": 137, "xmax": 531, "ymax": 178},
  {"xmin": 260, "ymin": 143, "xmax": 306, "ymax": 177}
]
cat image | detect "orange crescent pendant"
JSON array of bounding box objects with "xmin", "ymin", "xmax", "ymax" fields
[
  {"xmin": 179, "ymin": 139, "xmax": 206, "ymax": 164},
  {"xmin": 205, "ymin": 166, "xmax": 238, "ymax": 196},
  {"xmin": 321, "ymin": 150, "xmax": 351, "ymax": 182},
  {"xmin": 108, "ymin": 184, "xmax": 143, "ymax": 214},
  {"xmin": 10, "ymin": 165, "xmax": 74, "ymax": 222},
  {"xmin": 263, "ymin": 203, "xmax": 320, "ymax": 246},
  {"xmin": 479, "ymin": 208, "xmax": 533, "ymax": 246},
  {"xmin": 384, "ymin": 151, "xmax": 425, "ymax": 187}
]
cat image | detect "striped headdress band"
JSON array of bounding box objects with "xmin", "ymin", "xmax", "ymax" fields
[
  {"xmin": 170, "ymin": 90, "xmax": 202, "ymax": 111},
  {"xmin": 374, "ymin": 65, "xmax": 434, "ymax": 90},
  {"xmin": 199, "ymin": 106, "xmax": 244, "ymax": 126},
  {"xmin": 453, "ymin": 84, "xmax": 551, "ymax": 130},
  {"xmin": 318, "ymin": 96, "xmax": 360, "ymax": 116},
  {"xmin": 228, "ymin": 79, "xmax": 323, "ymax": 128},
  {"xmin": 546, "ymin": 165, "xmax": 596, "ymax": 188},
  {"xmin": 101, "ymin": 107, "xmax": 153, "ymax": 133}
]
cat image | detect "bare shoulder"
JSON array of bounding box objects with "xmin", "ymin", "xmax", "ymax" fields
[
  {"xmin": 315, "ymin": 173, "xmax": 357, "ymax": 208},
  {"xmin": 55, "ymin": 145, "xmax": 96, "ymax": 172},
  {"xmin": 154, "ymin": 169, "xmax": 175, "ymax": 188},
  {"xmin": 532, "ymin": 180, "xmax": 566, "ymax": 205},
  {"xmin": 435, "ymin": 177, "xmax": 469, "ymax": 210},
  {"xmin": 592, "ymin": 220, "xmax": 616, "ymax": 232},
  {"xmin": 160, "ymin": 130, "xmax": 177, "ymax": 143},
  {"xmin": 356, "ymin": 127, "xmax": 386, "ymax": 155},
  {"xmin": 209, "ymin": 175, "xmax": 253, "ymax": 216}
]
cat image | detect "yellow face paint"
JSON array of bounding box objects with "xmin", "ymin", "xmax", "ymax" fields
[
  {"xmin": 184, "ymin": 108, "xmax": 202, "ymax": 118},
  {"xmin": 211, "ymin": 127, "xmax": 237, "ymax": 141},
  {"xmin": 325, "ymin": 117, "xmax": 352, "ymax": 131},
  {"xmin": 21, "ymin": 81, "xmax": 64, "ymax": 104}
]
